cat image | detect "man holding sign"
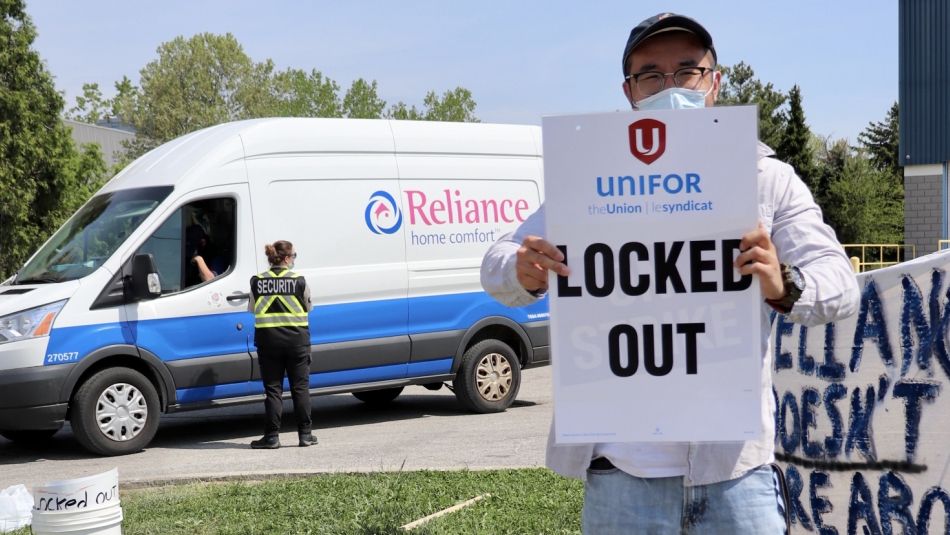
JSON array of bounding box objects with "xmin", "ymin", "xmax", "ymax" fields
[{"xmin": 481, "ymin": 12, "xmax": 859, "ymax": 534}]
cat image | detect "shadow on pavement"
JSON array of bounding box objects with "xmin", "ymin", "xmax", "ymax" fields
[{"xmin": 0, "ymin": 389, "xmax": 539, "ymax": 458}]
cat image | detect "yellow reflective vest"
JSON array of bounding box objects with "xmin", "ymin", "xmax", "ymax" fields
[{"xmin": 250, "ymin": 267, "xmax": 310, "ymax": 347}]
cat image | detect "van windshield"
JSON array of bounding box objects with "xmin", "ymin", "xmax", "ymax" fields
[{"xmin": 15, "ymin": 186, "xmax": 174, "ymax": 284}]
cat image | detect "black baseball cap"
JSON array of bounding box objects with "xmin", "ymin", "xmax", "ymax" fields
[{"xmin": 622, "ymin": 13, "xmax": 716, "ymax": 76}]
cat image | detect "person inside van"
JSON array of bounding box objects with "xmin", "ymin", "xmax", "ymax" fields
[{"xmin": 186, "ymin": 224, "xmax": 228, "ymax": 284}]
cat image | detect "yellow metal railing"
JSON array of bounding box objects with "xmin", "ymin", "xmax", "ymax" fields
[
  {"xmin": 842, "ymin": 244, "xmax": 916, "ymax": 273},
  {"xmin": 939, "ymin": 240, "xmax": 950, "ymax": 251}
]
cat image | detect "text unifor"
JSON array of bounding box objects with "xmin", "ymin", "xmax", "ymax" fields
[{"xmin": 556, "ymin": 240, "xmax": 751, "ymax": 378}]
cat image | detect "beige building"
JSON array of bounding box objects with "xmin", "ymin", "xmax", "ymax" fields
[{"xmin": 64, "ymin": 119, "xmax": 135, "ymax": 168}]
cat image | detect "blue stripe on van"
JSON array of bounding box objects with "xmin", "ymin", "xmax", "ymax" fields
[
  {"xmin": 44, "ymin": 291, "xmax": 547, "ymax": 367},
  {"xmin": 175, "ymin": 357, "xmax": 454, "ymax": 403},
  {"xmin": 407, "ymin": 292, "xmax": 548, "ymax": 335},
  {"xmin": 44, "ymin": 322, "xmax": 135, "ymax": 366}
]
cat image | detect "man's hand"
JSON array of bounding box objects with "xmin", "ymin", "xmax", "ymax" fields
[
  {"xmin": 516, "ymin": 235, "xmax": 571, "ymax": 292},
  {"xmin": 734, "ymin": 222, "xmax": 784, "ymax": 300}
]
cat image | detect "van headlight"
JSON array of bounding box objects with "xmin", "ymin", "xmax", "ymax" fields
[{"xmin": 0, "ymin": 300, "xmax": 67, "ymax": 345}]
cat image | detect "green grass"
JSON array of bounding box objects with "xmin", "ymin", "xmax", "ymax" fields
[{"xmin": 13, "ymin": 469, "xmax": 583, "ymax": 535}]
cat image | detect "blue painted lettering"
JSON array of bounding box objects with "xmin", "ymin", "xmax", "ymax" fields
[
  {"xmin": 892, "ymin": 380, "xmax": 940, "ymax": 464},
  {"xmin": 845, "ymin": 385, "xmax": 876, "ymax": 460},
  {"xmin": 810, "ymin": 470, "xmax": 838, "ymax": 535},
  {"xmin": 848, "ymin": 472, "xmax": 882, "ymax": 535},
  {"xmin": 878, "ymin": 471, "xmax": 915, "ymax": 535},
  {"xmin": 850, "ymin": 280, "xmax": 896, "ymax": 373},
  {"xmin": 802, "ymin": 387, "xmax": 824, "ymax": 458},
  {"xmin": 786, "ymin": 465, "xmax": 814, "ymax": 530}
]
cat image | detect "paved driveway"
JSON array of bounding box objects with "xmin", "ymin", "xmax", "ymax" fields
[{"xmin": 0, "ymin": 367, "xmax": 552, "ymax": 490}]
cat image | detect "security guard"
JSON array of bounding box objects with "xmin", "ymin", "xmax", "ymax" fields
[{"xmin": 249, "ymin": 240, "xmax": 317, "ymax": 449}]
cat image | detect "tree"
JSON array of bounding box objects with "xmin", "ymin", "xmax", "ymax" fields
[
  {"xmin": 387, "ymin": 102, "xmax": 425, "ymax": 121},
  {"xmin": 0, "ymin": 0, "xmax": 106, "ymax": 278},
  {"xmin": 72, "ymin": 33, "xmax": 482, "ymax": 165},
  {"xmin": 388, "ymin": 87, "xmax": 479, "ymax": 122},
  {"xmin": 813, "ymin": 136, "xmax": 851, "ymax": 209},
  {"xmin": 342, "ymin": 78, "xmax": 386, "ymax": 119},
  {"xmin": 858, "ymin": 102, "xmax": 901, "ymax": 181},
  {"xmin": 135, "ymin": 33, "xmax": 267, "ymax": 141},
  {"xmin": 776, "ymin": 85, "xmax": 819, "ymax": 193},
  {"xmin": 717, "ymin": 62, "xmax": 787, "ymax": 149},
  {"xmin": 421, "ymin": 87, "xmax": 479, "ymax": 122},
  {"xmin": 266, "ymin": 68, "xmax": 341, "ymax": 118},
  {"xmin": 110, "ymin": 76, "xmax": 137, "ymax": 125},
  {"xmin": 66, "ymin": 83, "xmax": 110, "ymax": 123},
  {"xmin": 823, "ymin": 154, "xmax": 903, "ymax": 244}
]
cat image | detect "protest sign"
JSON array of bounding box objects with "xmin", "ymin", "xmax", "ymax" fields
[
  {"xmin": 543, "ymin": 106, "xmax": 762, "ymax": 443},
  {"xmin": 32, "ymin": 468, "xmax": 119, "ymax": 513},
  {"xmin": 774, "ymin": 251, "xmax": 950, "ymax": 534}
]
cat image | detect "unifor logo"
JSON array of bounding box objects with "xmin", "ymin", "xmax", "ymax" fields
[
  {"xmin": 364, "ymin": 191, "xmax": 402, "ymax": 234},
  {"xmin": 628, "ymin": 118, "xmax": 666, "ymax": 165}
]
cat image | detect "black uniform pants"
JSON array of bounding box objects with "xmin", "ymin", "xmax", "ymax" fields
[{"xmin": 258, "ymin": 344, "xmax": 312, "ymax": 437}]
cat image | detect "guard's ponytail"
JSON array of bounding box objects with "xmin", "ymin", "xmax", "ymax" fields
[{"xmin": 265, "ymin": 240, "xmax": 293, "ymax": 266}]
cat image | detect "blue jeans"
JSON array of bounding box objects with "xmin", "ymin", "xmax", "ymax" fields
[{"xmin": 582, "ymin": 464, "xmax": 787, "ymax": 534}]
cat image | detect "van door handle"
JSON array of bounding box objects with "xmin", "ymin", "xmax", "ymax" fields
[{"xmin": 226, "ymin": 292, "xmax": 250, "ymax": 302}]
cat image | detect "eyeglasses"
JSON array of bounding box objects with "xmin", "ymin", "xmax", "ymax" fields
[
  {"xmin": 624, "ymin": 66, "xmax": 713, "ymax": 97},
  {"xmin": 286, "ymin": 252, "xmax": 297, "ymax": 260}
]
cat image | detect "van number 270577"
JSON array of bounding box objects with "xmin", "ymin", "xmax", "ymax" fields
[{"xmin": 45, "ymin": 352, "xmax": 80, "ymax": 364}]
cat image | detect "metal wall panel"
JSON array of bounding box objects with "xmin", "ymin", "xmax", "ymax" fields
[{"xmin": 900, "ymin": 0, "xmax": 950, "ymax": 166}]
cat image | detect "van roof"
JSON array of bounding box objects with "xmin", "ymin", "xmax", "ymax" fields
[{"xmin": 100, "ymin": 118, "xmax": 542, "ymax": 194}]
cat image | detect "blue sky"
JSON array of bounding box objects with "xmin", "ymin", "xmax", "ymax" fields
[{"xmin": 26, "ymin": 1, "xmax": 897, "ymax": 144}]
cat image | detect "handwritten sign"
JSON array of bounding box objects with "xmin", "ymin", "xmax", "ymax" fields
[
  {"xmin": 33, "ymin": 468, "xmax": 119, "ymax": 513},
  {"xmin": 774, "ymin": 251, "xmax": 950, "ymax": 534},
  {"xmin": 543, "ymin": 107, "xmax": 762, "ymax": 442}
]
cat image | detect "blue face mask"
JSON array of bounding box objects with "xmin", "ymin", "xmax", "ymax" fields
[{"xmin": 634, "ymin": 87, "xmax": 708, "ymax": 111}]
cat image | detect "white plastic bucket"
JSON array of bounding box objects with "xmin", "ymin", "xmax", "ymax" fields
[
  {"xmin": 31, "ymin": 504, "xmax": 123, "ymax": 535},
  {"xmin": 33, "ymin": 469, "xmax": 120, "ymax": 514},
  {"xmin": 31, "ymin": 470, "xmax": 123, "ymax": 535}
]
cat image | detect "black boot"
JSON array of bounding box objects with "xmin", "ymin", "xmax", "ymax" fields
[
  {"xmin": 250, "ymin": 435, "xmax": 280, "ymax": 449},
  {"xmin": 298, "ymin": 433, "xmax": 318, "ymax": 447}
]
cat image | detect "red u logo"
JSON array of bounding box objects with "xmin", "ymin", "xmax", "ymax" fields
[{"xmin": 629, "ymin": 119, "xmax": 666, "ymax": 165}]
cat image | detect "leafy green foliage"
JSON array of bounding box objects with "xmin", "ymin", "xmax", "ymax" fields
[
  {"xmin": 69, "ymin": 33, "xmax": 481, "ymax": 166},
  {"xmin": 821, "ymin": 147, "xmax": 904, "ymax": 244},
  {"xmin": 66, "ymin": 82, "xmax": 110, "ymax": 123},
  {"xmin": 717, "ymin": 62, "xmax": 787, "ymax": 149},
  {"xmin": 342, "ymin": 78, "xmax": 387, "ymax": 119},
  {"xmin": 858, "ymin": 101, "xmax": 900, "ymax": 177},
  {"xmin": 812, "ymin": 104, "xmax": 904, "ymax": 245},
  {"xmin": 0, "ymin": 0, "xmax": 106, "ymax": 279},
  {"xmin": 389, "ymin": 87, "xmax": 479, "ymax": 123},
  {"xmin": 777, "ymin": 85, "xmax": 818, "ymax": 193},
  {"xmin": 136, "ymin": 33, "xmax": 268, "ymax": 141},
  {"xmin": 266, "ymin": 68, "xmax": 342, "ymax": 118}
]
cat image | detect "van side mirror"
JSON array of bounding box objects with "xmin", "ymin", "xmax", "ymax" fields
[{"xmin": 131, "ymin": 253, "xmax": 162, "ymax": 300}]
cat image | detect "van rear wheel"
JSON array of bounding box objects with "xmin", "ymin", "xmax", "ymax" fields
[
  {"xmin": 71, "ymin": 367, "xmax": 160, "ymax": 456},
  {"xmin": 352, "ymin": 387, "xmax": 404, "ymax": 405},
  {"xmin": 453, "ymin": 339, "xmax": 521, "ymax": 413}
]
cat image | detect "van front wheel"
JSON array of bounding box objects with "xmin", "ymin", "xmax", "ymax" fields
[
  {"xmin": 453, "ymin": 339, "xmax": 521, "ymax": 413},
  {"xmin": 71, "ymin": 367, "xmax": 160, "ymax": 456}
]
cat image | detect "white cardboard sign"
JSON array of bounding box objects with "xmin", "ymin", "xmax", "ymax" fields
[
  {"xmin": 542, "ymin": 106, "xmax": 762, "ymax": 443},
  {"xmin": 774, "ymin": 251, "xmax": 950, "ymax": 534}
]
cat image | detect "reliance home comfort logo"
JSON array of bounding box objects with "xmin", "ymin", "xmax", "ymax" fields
[
  {"xmin": 364, "ymin": 190, "xmax": 403, "ymax": 234},
  {"xmin": 365, "ymin": 189, "xmax": 531, "ymax": 234},
  {"xmin": 629, "ymin": 118, "xmax": 666, "ymax": 165}
]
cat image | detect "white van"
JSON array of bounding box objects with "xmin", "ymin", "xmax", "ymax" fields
[{"xmin": 0, "ymin": 118, "xmax": 549, "ymax": 456}]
